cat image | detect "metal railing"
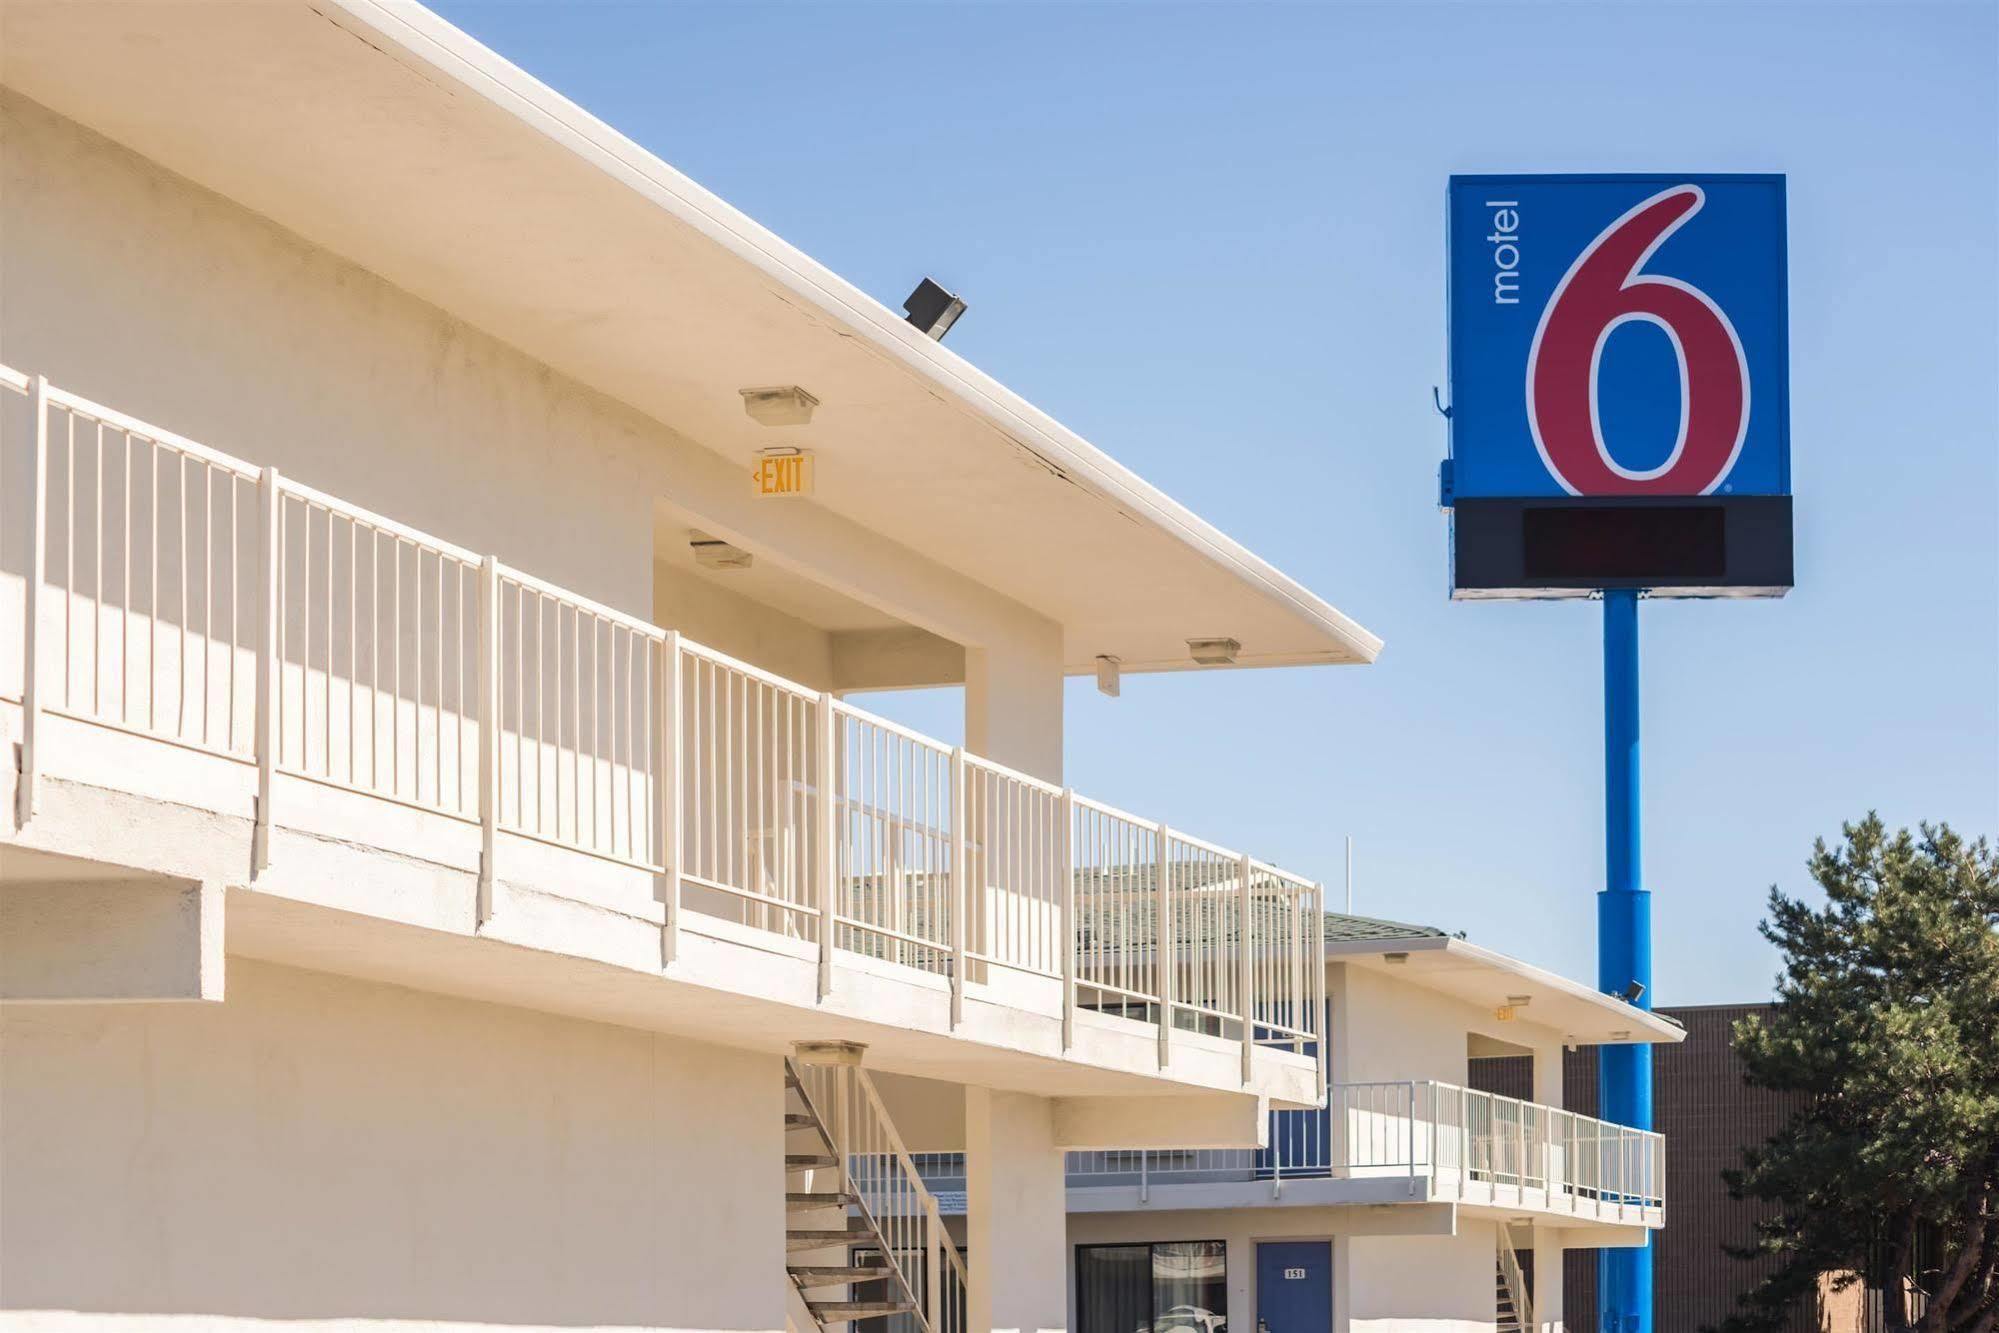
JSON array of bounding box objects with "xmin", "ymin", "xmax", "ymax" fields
[
  {"xmin": 1055, "ymin": 1080, "xmax": 1665, "ymax": 1218},
  {"xmin": 790, "ymin": 1056, "xmax": 968, "ymax": 1333},
  {"xmin": 1, "ymin": 365, "xmax": 1327, "ymax": 1070}
]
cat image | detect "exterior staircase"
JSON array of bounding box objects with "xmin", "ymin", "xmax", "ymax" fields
[
  {"xmin": 1496, "ymin": 1225, "xmax": 1533, "ymax": 1333},
  {"xmin": 784, "ymin": 1044, "xmax": 966, "ymax": 1332}
]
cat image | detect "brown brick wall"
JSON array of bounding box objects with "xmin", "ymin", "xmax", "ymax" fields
[{"xmin": 1562, "ymin": 1004, "xmax": 1814, "ymax": 1333}]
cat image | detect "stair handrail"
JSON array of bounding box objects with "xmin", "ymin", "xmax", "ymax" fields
[
  {"xmin": 852, "ymin": 1067, "xmax": 972, "ymax": 1314},
  {"xmin": 786, "ymin": 1055, "xmax": 967, "ymax": 1333},
  {"xmin": 1496, "ymin": 1222, "xmax": 1535, "ymax": 1331}
]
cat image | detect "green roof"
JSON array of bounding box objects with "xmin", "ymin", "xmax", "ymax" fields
[{"xmin": 1321, "ymin": 910, "xmax": 1449, "ymax": 944}]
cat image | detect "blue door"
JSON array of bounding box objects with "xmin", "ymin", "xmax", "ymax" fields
[{"xmin": 1255, "ymin": 1241, "xmax": 1331, "ymax": 1333}]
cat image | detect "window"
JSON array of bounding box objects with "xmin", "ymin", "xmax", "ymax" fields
[{"xmin": 1077, "ymin": 1241, "xmax": 1228, "ymax": 1333}]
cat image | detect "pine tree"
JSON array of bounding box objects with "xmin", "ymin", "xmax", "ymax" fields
[{"xmin": 1715, "ymin": 815, "xmax": 1999, "ymax": 1333}]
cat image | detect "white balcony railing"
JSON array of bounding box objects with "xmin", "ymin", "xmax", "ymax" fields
[
  {"xmin": 0, "ymin": 366, "xmax": 1326, "ymax": 1074},
  {"xmin": 1059, "ymin": 1080, "xmax": 1666, "ymax": 1224}
]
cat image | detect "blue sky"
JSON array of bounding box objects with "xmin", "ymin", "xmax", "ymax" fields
[{"xmin": 433, "ymin": 1, "xmax": 1997, "ymax": 1004}]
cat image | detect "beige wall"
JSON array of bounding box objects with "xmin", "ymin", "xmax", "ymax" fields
[
  {"xmin": 1331, "ymin": 963, "xmax": 1566, "ymax": 1105},
  {"xmin": 1346, "ymin": 1220, "xmax": 1499, "ymax": 1333},
  {"xmin": 0, "ymin": 958, "xmax": 786, "ymax": 1332}
]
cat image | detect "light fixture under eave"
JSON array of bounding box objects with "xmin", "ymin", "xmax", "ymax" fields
[
  {"xmin": 1187, "ymin": 637, "xmax": 1241, "ymax": 666},
  {"xmin": 690, "ymin": 534, "xmax": 753, "ymax": 571},
  {"xmin": 739, "ymin": 385, "xmax": 819, "ymax": 427},
  {"xmin": 1095, "ymin": 656, "xmax": 1121, "ymax": 698},
  {"xmin": 1383, "ymin": 952, "xmax": 1409, "ymax": 965}
]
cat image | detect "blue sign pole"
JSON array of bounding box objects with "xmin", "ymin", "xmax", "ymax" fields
[{"xmin": 1597, "ymin": 587, "xmax": 1653, "ymax": 1333}]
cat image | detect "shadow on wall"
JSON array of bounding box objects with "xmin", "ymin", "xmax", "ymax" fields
[{"xmin": 0, "ymin": 957, "xmax": 787, "ymax": 1331}]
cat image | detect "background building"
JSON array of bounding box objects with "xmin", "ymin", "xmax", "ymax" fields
[{"xmin": 1563, "ymin": 1003, "xmax": 1815, "ymax": 1333}]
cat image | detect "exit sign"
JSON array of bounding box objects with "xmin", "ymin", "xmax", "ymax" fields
[{"xmin": 753, "ymin": 449, "xmax": 814, "ymax": 499}]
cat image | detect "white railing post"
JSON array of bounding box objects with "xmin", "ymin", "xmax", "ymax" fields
[
  {"xmin": 252, "ymin": 466, "xmax": 281, "ymax": 874},
  {"xmin": 1619, "ymin": 1126, "xmax": 1631, "ymax": 1221},
  {"xmin": 1460, "ymin": 1090, "xmax": 1471, "ymax": 1196},
  {"xmin": 1237, "ymin": 853, "xmax": 1255, "ymax": 1083},
  {"xmin": 1154, "ymin": 821, "xmax": 1173, "ymax": 1068},
  {"xmin": 1425, "ymin": 1082, "xmax": 1438, "ymax": 1196},
  {"xmin": 949, "ymin": 747, "xmax": 967, "ymax": 1027},
  {"xmin": 816, "ymin": 691, "xmax": 837, "ymax": 1000},
  {"xmin": 476, "ymin": 555, "xmax": 499, "ymax": 926},
  {"xmin": 1514, "ymin": 1106, "xmax": 1526, "ymax": 1198},
  {"xmin": 1314, "ymin": 883, "xmax": 1329, "ymax": 1105},
  {"xmin": 1060, "ymin": 786, "xmax": 1076, "ymax": 1049},
  {"xmin": 925, "ymin": 1222, "xmax": 943, "ymax": 1333},
  {"xmin": 1405, "ymin": 1081, "xmax": 1418, "ymax": 1197},
  {"xmin": 659, "ymin": 630, "xmax": 683, "ymax": 967},
  {"xmin": 16, "ymin": 376, "xmax": 48, "ymax": 828}
]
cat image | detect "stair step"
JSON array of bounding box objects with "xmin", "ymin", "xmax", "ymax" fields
[
  {"xmin": 784, "ymin": 1113, "xmax": 818, "ymax": 1130},
  {"xmin": 786, "ymin": 1153, "xmax": 839, "ymax": 1171},
  {"xmin": 809, "ymin": 1300, "xmax": 917, "ymax": 1324},
  {"xmin": 790, "ymin": 1264, "xmax": 895, "ymax": 1287},
  {"xmin": 786, "ymin": 1191, "xmax": 856, "ymax": 1209},
  {"xmin": 787, "ymin": 1223, "xmax": 873, "ymax": 1251}
]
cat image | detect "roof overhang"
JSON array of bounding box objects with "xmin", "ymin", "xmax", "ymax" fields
[
  {"xmin": 0, "ymin": 0, "xmax": 1382, "ymax": 675},
  {"xmin": 1329, "ymin": 935, "xmax": 1686, "ymax": 1047}
]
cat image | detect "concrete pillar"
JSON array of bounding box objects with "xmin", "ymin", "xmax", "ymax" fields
[
  {"xmin": 1533, "ymin": 1046, "xmax": 1568, "ymax": 1331},
  {"xmin": 964, "ymin": 1087, "xmax": 1067, "ymax": 1333},
  {"xmin": 1531, "ymin": 1037, "xmax": 1564, "ymax": 1107},
  {"xmin": 964, "ymin": 636, "xmax": 1063, "ymax": 785},
  {"xmin": 1534, "ymin": 1228, "xmax": 1567, "ymax": 1332}
]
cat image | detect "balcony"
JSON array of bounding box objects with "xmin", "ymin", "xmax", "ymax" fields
[
  {"xmin": 1058, "ymin": 1080, "xmax": 1666, "ymax": 1227},
  {"xmin": 0, "ymin": 366, "xmax": 1325, "ymax": 1091}
]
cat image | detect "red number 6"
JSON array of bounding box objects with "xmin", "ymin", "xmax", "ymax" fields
[{"xmin": 1527, "ymin": 186, "xmax": 1749, "ymax": 496}]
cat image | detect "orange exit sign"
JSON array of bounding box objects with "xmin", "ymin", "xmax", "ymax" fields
[{"xmin": 753, "ymin": 450, "xmax": 814, "ymax": 499}]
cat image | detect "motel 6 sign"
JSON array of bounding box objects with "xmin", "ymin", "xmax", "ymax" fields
[{"xmin": 1444, "ymin": 175, "xmax": 1793, "ymax": 599}]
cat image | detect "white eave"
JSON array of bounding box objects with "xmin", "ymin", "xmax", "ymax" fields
[
  {"xmin": 1330, "ymin": 934, "xmax": 1687, "ymax": 1046},
  {"xmin": 0, "ymin": 0, "xmax": 1382, "ymax": 675}
]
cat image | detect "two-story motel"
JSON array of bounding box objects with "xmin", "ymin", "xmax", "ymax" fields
[
  {"xmin": 915, "ymin": 909, "xmax": 1678, "ymax": 1332},
  {"xmin": 0, "ymin": 4, "xmax": 1678, "ymax": 1332}
]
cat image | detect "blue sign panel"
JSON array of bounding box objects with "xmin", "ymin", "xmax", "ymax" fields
[{"xmin": 1447, "ymin": 174, "xmax": 1789, "ymax": 500}]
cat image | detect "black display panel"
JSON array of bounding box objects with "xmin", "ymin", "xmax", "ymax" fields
[
  {"xmin": 1451, "ymin": 496, "xmax": 1792, "ymax": 599},
  {"xmin": 1522, "ymin": 505, "xmax": 1726, "ymax": 581}
]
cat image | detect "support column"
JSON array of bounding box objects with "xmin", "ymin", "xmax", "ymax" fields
[
  {"xmin": 963, "ymin": 638, "xmax": 1063, "ymax": 784},
  {"xmin": 1534, "ymin": 1228, "xmax": 1567, "ymax": 1333},
  {"xmin": 965, "ymin": 1087, "xmax": 1067, "ymax": 1333},
  {"xmin": 1597, "ymin": 589, "xmax": 1652, "ymax": 1333}
]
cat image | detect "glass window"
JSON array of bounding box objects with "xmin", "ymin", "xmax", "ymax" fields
[{"xmin": 1078, "ymin": 1241, "xmax": 1228, "ymax": 1333}]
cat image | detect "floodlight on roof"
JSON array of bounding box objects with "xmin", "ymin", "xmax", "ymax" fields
[{"xmin": 903, "ymin": 278, "xmax": 966, "ymax": 341}]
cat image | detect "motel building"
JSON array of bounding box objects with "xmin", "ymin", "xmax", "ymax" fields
[{"xmin": 0, "ymin": 5, "xmax": 1678, "ymax": 1333}]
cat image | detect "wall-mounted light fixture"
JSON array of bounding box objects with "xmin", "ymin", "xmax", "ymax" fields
[
  {"xmin": 739, "ymin": 385, "xmax": 819, "ymax": 427},
  {"xmin": 690, "ymin": 533, "xmax": 753, "ymax": 571}
]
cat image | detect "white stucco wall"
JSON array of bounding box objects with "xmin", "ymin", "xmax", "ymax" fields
[
  {"xmin": 1331, "ymin": 963, "xmax": 1566, "ymax": 1102},
  {"xmin": 0, "ymin": 957, "xmax": 786, "ymax": 1332},
  {"xmin": 1345, "ymin": 1218, "xmax": 1499, "ymax": 1333}
]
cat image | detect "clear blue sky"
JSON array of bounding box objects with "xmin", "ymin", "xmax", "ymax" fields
[{"xmin": 433, "ymin": 1, "xmax": 1997, "ymax": 1004}]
